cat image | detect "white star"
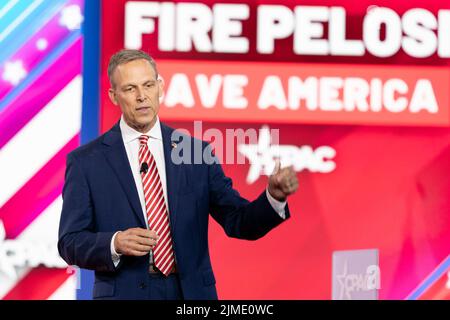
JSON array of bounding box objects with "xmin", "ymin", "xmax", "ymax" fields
[
  {"xmin": 2, "ymin": 60, "xmax": 27, "ymax": 86},
  {"xmin": 0, "ymin": 220, "xmax": 17, "ymax": 279},
  {"xmin": 238, "ymin": 126, "xmax": 278, "ymax": 184},
  {"xmin": 59, "ymin": 4, "xmax": 83, "ymax": 30},
  {"xmin": 36, "ymin": 38, "xmax": 48, "ymax": 51},
  {"xmin": 336, "ymin": 260, "xmax": 352, "ymax": 300}
]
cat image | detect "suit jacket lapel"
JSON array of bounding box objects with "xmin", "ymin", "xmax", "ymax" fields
[
  {"xmin": 160, "ymin": 122, "xmax": 181, "ymax": 230},
  {"xmin": 101, "ymin": 122, "xmax": 147, "ymax": 228}
]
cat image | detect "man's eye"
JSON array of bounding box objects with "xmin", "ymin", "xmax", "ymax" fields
[
  {"xmin": 126, "ymin": 87, "xmax": 133, "ymax": 92},
  {"xmin": 146, "ymin": 83, "xmax": 154, "ymax": 88}
]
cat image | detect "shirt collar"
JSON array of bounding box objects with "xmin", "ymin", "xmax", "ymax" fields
[{"xmin": 120, "ymin": 115, "xmax": 162, "ymax": 144}]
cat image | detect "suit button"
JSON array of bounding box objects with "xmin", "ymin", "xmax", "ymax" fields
[{"xmin": 139, "ymin": 282, "xmax": 146, "ymax": 289}]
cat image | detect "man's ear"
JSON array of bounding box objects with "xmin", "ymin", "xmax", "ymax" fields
[
  {"xmin": 108, "ymin": 88, "xmax": 118, "ymax": 105},
  {"xmin": 158, "ymin": 76, "xmax": 164, "ymax": 98}
]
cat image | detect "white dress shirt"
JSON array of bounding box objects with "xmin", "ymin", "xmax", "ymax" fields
[{"xmin": 110, "ymin": 116, "xmax": 286, "ymax": 264}]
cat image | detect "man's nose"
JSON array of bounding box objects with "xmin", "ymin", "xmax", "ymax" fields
[{"xmin": 136, "ymin": 88, "xmax": 147, "ymax": 102}]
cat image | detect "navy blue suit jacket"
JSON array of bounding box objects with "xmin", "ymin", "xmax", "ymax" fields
[{"xmin": 58, "ymin": 121, "xmax": 290, "ymax": 299}]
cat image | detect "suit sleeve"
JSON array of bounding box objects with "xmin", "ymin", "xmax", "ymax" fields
[
  {"xmin": 58, "ymin": 153, "xmax": 117, "ymax": 272},
  {"xmin": 206, "ymin": 144, "xmax": 291, "ymax": 240}
]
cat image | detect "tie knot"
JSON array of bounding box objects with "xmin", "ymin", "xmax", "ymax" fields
[{"xmin": 139, "ymin": 135, "xmax": 149, "ymax": 146}]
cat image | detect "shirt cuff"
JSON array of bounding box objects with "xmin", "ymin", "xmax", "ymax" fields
[
  {"xmin": 111, "ymin": 231, "xmax": 122, "ymax": 267},
  {"xmin": 266, "ymin": 188, "xmax": 287, "ymax": 219}
]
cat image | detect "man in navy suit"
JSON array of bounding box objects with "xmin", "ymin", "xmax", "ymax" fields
[{"xmin": 58, "ymin": 49, "xmax": 299, "ymax": 300}]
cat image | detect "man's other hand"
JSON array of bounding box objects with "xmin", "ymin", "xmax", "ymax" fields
[{"xmin": 268, "ymin": 159, "xmax": 299, "ymax": 201}]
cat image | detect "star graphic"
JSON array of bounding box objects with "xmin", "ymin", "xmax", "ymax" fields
[
  {"xmin": 0, "ymin": 220, "xmax": 18, "ymax": 279},
  {"xmin": 336, "ymin": 260, "xmax": 352, "ymax": 300},
  {"xmin": 59, "ymin": 4, "xmax": 83, "ymax": 30},
  {"xmin": 36, "ymin": 38, "xmax": 48, "ymax": 51},
  {"xmin": 238, "ymin": 126, "xmax": 279, "ymax": 184},
  {"xmin": 2, "ymin": 60, "xmax": 27, "ymax": 86}
]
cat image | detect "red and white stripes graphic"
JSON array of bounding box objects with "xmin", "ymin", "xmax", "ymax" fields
[{"xmin": 0, "ymin": 76, "xmax": 82, "ymax": 300}]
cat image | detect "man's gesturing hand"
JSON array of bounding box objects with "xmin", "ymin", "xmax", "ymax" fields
[
  {"xmin": 114, "ymin": 228, "xmax": 159, "ymax": 256},
  {"xmin": 268, "ymin": 159, "xmax": 299, "ymax": 202}
]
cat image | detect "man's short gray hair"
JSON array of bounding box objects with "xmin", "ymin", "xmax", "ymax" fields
[{"xmin": 107, "ymin": 49, "xmax": 158, "ymax": 87}]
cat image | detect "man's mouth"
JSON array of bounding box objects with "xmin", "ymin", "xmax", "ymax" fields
[{"xmin": 135, "ymin": 106, "xmax": 154, "ymax": 114}]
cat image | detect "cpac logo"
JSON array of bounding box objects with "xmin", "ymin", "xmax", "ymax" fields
[
  {"xmin": 238, "ymin": 126, "xmax": 336, "ymax": 184},
  {"xmin": 0, "ymin": 220, "xmax": 67, "ymax": 279},
  {"xmin": 336, "ymin": 261, "xmax": 381, "ymax": 300}
]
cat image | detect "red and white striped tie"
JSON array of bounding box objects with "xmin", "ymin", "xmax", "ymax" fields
[{"xmin": 138, "ymin": 135, "xmax": 175, "ymax": 276}]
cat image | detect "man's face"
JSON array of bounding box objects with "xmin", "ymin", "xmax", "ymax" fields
[{"xmin": 108, "ymin": 59, "xmax": 163, "ymax": 132}]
